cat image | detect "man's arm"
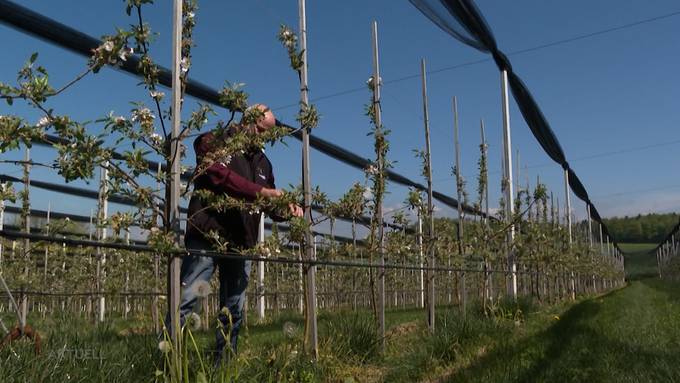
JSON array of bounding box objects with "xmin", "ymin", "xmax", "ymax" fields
[{"xmin": 195, "ymin": 133, "xmax": 277, "ymax": 200}]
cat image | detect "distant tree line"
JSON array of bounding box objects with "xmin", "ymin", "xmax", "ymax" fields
[{"xmin": 603, "ymin": 213, "xmax": 679, "ymax": 243}]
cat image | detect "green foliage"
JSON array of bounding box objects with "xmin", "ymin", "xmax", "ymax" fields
[
  {"xmin": 321, "ymin": 312, "xmax": 382, "ymax": 364},
  {"xmin": 426, "ymin": 309, "xmax": 508, "ymax": 364},
  {"xmin": 604, "ymin": 213, "xmax": 679, "ymax": 243}
]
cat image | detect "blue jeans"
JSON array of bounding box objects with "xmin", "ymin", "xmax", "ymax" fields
[{"xmin": 164, "ymin": 239, "xmax": 251, "ymax": 358}]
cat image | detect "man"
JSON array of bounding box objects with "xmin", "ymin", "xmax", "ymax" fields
[{"xmin": 170, "ymin": 104, "xmax": 302, "ymax": 362}]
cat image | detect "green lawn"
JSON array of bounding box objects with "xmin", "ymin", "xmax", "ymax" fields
[
  {"xmin": 3, "ymin": 246, "xmax": 679, "ymax": 382},
  {"xmin": 445, "ymin": 278, "xmax": 680, "ymax": 382},
  {"xmin": 619, "ymin": 243, "xmax": 658, "ymax": 280}
]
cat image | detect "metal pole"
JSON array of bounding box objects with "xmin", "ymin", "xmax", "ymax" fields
[
  {"xmin": 453, "ymin": 96, "xmax": 466, "ymax": 315},
  {"xmin": 500, "ymin": 69, "xmax": 517, "ymax": 299},
  {"xmin": 257, "ymin": 213, "xmax": 265, "ymax": 321},
  {"xmin": 124, "ymin": 230, "xmax": 130, "ymax": 319},
  {"xmin": 564, "ymin": 169, "xmax": 575, "ymax": 300},
  {"xmin": 96, "ymin": 164, "xmax": 109, "ymax": 323},
  {"xmin": 168, "ymin": 0, "xmax": 183, "ymax": 362},
  {"xmin": 44, "ymin": 202, "xmax": 50, "ymax": 280},
  {"xmin": 420, "ymin": 58, "xmax": 436, "ymax": 332},
  {"xmin": 19, "ymin": 146, "xmax": 30, "ymax": 332},
  {"xmin": 299, "ymin": 0, "xmax": 318, "ymax": 357},
  {"xmin": 372, "ymin": 21, "xmax": 386, "ymax": 347},
  {"xmin": 153, "ymin": 162, "xmax": 161, "ymax": 333},
  {"xmin": 417, "ymin": 211, "xmax": 424, "ymax": 308},
  {"xmin": 0, "ymin": 187, "xmax": 4, "ymax": 274}
]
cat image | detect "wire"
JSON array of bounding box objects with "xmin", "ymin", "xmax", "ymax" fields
[
  {"xmin": 431, "ymin": 137, "xmax": 680, "ymax": 183},
  {"xmin": 268, "ymin": 9, "xmax": 680, "ymax": 112}
]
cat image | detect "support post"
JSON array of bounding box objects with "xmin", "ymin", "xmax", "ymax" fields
[
  {"xmin": 421, "ymin": 58, "xmax": 436, "ymax": 332},
  {"xmin": 44, "ymin": 202, "xmax": 50, "ymax": 281},
  {"xmin": 372, "ymin": 21, "xmax": 386, "ymax": 348},
  {"xmin": 256, "ymin": 213, "xmax": 265, "ymax": 321},
  {"xmin": 19, "ymin": 147, "xmax": 30, "ymax": 332},
  {"xmin": 299, "ymin": 0, "xmax": 318, "ymax": 357},
  {"xmin": 564, "ymin": 169, "xmax": 575, "ymax": 300},
  {"xmin": 96, "ymin": 164, "xmax": 109, "ymax": 323},
  {"xmin": 453, "ymin": 96, "xmax": 466, "ymax": 316},
  {"xmin": 500, "ymin": 69, "xmax": 517, "ymax": 299},
  {"xmin": 417, "ymin": 211, "xmax": 424, "ymax": 308},
  {"xmin": 168, "ymin": 0, "xmax": 183, "ymax": 365}
]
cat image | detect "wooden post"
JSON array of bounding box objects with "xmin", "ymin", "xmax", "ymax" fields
[
  {"xmin": 500, "ymin": 70, "xmax": 517, "ymax": 299},
  {"xmin": 152, "ymin": 162, "xmax": 161, "ymax": 333},
  {"xmin": 96, "ymin": 164, "xmax": 109, "ymax": 323},
  {"xmin": 124, "ymin": 230, "xmax": 130, "ymax": 319},
  {"xmin": 256, "ymin": 213, "xmax": 265, "ymax": 321},
  {"xmin": 564, "ymin": 170, "xmax": 575, "ymax": 300},
  {"xmin": 0, "ymin": 186, "xmax": 4, "ymax": 274},
  {"xmin": 298, "ymin": 0, "xmax": 319, "ymax": 357},
  {"xmin": 420, "ymin": 58, "xmax": 436, "ymax": 332},
  {"xmin": 452, "ymin": 96, "xmax": 466, "ymax": 316},
  {"xmin": 19, "ymin": 147, "xmax": 30, "ymax": 332},
  {"xmin": 480, "ymin": 120, "xmax": 493, "ymax": 303},
  {"xmin": 371, "ymin": 21, "xmax": 387, "ymax": 348},
  {"xmin": 417, "ymin": 211, "xmax": 424, "ymax": 308},
  {"xmin": 44, "ymin": 202, "xmax": 50, "ymax": 281},
  {"xmin": 168, "ymin": 0, "xmax": 183, "ymax": 365}
]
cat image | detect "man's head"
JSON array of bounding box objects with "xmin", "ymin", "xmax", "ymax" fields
[{"xmin": 240, "ymin": 104, "xmax": 276, "ymax": 134}]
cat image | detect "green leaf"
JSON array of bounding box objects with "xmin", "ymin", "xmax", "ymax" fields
[{"xmin": 29, "ymin": 52, "xmax": 38, "ymax": 64}]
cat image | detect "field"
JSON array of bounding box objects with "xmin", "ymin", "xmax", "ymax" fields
[
  {"xmin": 0, "ymin": 1, "xmax": 676, "ymax": 382},
  {"xmin": 3, "ymin": 243, "xmax": 678, "ymax": 383}
]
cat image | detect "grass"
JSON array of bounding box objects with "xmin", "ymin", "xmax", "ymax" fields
[
  {"xmin": 445, "ymin": 278, "xmax": 680, "ymax": 382},
  {"xmin": 619, "ymin": 242, "xmax": 658, "ymax": 280},
  {"xmin": 2, "ymin": 246, "xmax": 679, "ymax": 382}
]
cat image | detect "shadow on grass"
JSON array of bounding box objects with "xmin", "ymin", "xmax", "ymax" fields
[{"xmin": 447, "ymin": 288, "xmax": 680, "ymax": 382}]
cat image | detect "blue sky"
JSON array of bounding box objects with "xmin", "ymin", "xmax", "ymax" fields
[{"xmin": 1, "ymin": 0, "xmax": 680, "ymax": 236}]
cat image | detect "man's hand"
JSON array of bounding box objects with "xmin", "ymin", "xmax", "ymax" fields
[
  {"xmin": 289, "ymin": 203, "xmax": 304, "ymax": 218},
  {"xmin": 260, "ymin": 188, "xmax": 283, "ymax": 198}
]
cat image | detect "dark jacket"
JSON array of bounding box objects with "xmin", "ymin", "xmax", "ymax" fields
[{"xmin": 185, "ymin": 128, "xmax": 279, "ymax": 250}]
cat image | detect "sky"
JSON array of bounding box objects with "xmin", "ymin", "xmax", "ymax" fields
[{"xmin": 1, "ymin": 0, "xmax": 680, "ymax": 238}]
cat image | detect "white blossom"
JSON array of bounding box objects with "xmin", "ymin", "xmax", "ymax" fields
[
  {"xmin": 131, "ymin": 107, "xmax": 155, "ymax": 123},
  {"xmin": 102, "ymin": 40, "xmax": 114, "ymax": 52},
  {"xmin": 36, "ymin": 116, "xmax": 50, "ymax": 128},
  {"xmin": 366, "ymin": 76, "xmax": 382, "ymax": 88},
  {"xmin": 149, "ymin": 90, "xmax": 165, "ymax": 100},
  {"xmin": 118, "ymin": 47, "xmax": 134, "ymax": 62},
  {"xmin": 180, "ymin": 57, "xmax": 190, "ymax": 74},
  {"xmin": 149, "ymin": 132, "xmax": 162, "ymax": 146},
  {"xmin": 188, "ymin": 312, "xmax": 201, "ymax": 331},
  {"xmin": 365, "ymin": 164, "xmax": 378, "ymax": 176},
  {"xmin": 158, "ymin": 341, "xmax": 171, "ymax": 354}
]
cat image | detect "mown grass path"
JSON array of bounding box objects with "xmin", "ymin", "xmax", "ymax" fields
[{"xmin": 447, "ymin": 246, "xmax": 680, "ymax": 382}]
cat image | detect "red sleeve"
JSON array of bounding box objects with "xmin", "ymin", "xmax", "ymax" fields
[
  {"xmin": 204, "ymin": 162, "xmax": 263, "ymax": 200},
  {"xmin": 195, "ymin": 132, "xmax": 264, "ymax": 200}
]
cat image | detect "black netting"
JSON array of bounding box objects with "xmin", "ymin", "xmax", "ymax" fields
[{"xmin": 410, "ymin": 0, "xmax": 617, "ymax": 244}]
